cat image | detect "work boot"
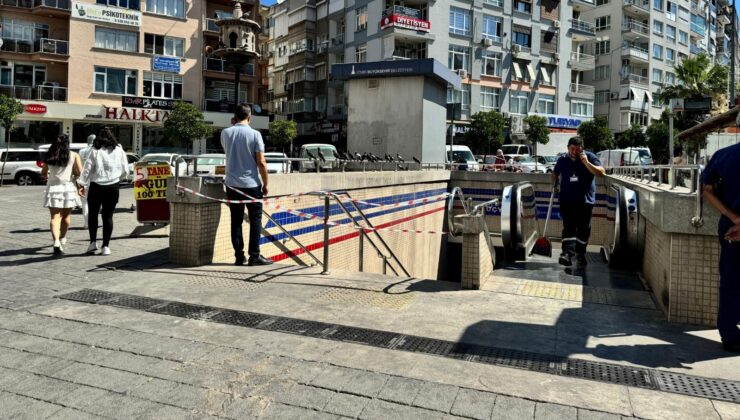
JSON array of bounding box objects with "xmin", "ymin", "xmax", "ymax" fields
[
  {"xmin": 558, "ymin": 253, "xmax": 572, "ymax": 266},
  {"xmin": 234, "ymin": 254, "xmax": 246, "ymax": 266},
  {"xmin": 723, "ymin": 342, "xmax": 740, "ymax": 353},
  {"xmin": 248, "ymin": 255, "xmax": 274, "ymax": 266},
  {"xmin": 576, "ymin": 254, "xmax": 588, "ymax": 267}
]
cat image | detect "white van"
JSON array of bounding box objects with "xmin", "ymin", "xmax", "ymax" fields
[
  {"xmin": 500, "ymin": 144, "xmax": 533, "ymax": 156},
  {"xmin": 446, "ymin": 145, "xmax": 478, "ymax": 171},
  {"xmin": 597, "ymin": 149, "xmax": 641, "ymax": 168},
  {"xmin": 299, "ymin": 143, "xmax": 338, "ymax": 172}
]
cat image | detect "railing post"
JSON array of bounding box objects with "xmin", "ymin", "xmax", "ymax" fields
[
  {"xmin": 359, "ymin": 231, "xmax": 364, "ymax": 272},
  {"xmin": 321, "ymin": 195, "xmax": 331, "ymax": 275}
]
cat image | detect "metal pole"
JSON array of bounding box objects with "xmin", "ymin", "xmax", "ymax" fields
[
  {"xmin": 668, "ymin": 102, "xmax": 675, "ymax": 187},
  {"xmin": 321, "ymin": 195, "xmax": 330, "ymax": 275},
  {"xmin": 732, "ymin": 0, "xmax": 737, "ymax": 104},
  {"xmin": 233, "ymin": 65, "xmax": 241, "ymax": 108},
  {"xmin": 359, "ymin": 231, "xmax": 364, "ymax": 272}
]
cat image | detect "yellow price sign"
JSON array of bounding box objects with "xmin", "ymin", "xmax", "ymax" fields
[{"xmin": 134, "ymin": 163, "xmax": 171, "ymax": 201}]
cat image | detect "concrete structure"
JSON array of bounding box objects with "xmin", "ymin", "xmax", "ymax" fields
[{"xmin": 0, "ymin": 0, "xmax": 269, "ymax": 155}]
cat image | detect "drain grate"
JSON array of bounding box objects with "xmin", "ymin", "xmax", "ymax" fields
[{"xmin": 56, "ymin": 289, "xmax": 740, "ymax": 403}]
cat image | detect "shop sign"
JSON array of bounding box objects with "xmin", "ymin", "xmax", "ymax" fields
[
  {"xmin": 104, "ymin": 106, "xmax": 170, "ymax": 123},
  {"xmin": 380, "ymin": 14, "xmax": 431, "ymax": 32},
  {"xmin": 122, "ymin": 96, "xmax": 177, "ymax": 110},
  {"xmin": 532, "ymin": 113, "xmax": 585, "ymax": 129},
  {"xmin": 71, "ymin": 1, "xmax": 141, "ymax": 27},
  {"xmin": 152, "ymin": 56, "xmax": 180, "ymax": 73},
  {"xmin": 134, "ymin": 164, "xmax": 170, "ymax": 200},
  {"xmin": 24, "ymin": 104, "xmax": 47, "ymax": 114}
]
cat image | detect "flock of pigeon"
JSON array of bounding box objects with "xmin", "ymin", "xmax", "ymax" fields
[{"xmin": 303, "ymin": 149, "xmax": 423, "ymax": 170}]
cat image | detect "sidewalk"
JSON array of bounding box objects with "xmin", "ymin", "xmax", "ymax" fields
[{"xmin": 0, "ymin": 185, "xmax": 738, "ymax": 419}]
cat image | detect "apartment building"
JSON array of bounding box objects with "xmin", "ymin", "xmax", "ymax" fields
[
  {"xmin": 0, "ymin": 0, "xmax": 268, "ymax": 155},
  {"xmin": 268, "ymin": 0, "xmax": 601, "ymax": 149}
]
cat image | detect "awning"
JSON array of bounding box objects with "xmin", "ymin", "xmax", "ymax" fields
[
  {"xmin": 645, "ymin": 91, "xmax": 653, "ymax": 102},
  {"xmin": 526, "ymin": 63, "xmax": 536, "ymax": 80},
  {"xmin": 677, "ymin": 106, "xmax": 740, "ymax": 140},
  {"xmin": 513, "ymin": 62, "xmax": 523, "ymax": 79},
  {"xmin": 629, "ymin": 87, "xmax": 639, "ymax": 100},
  {"xmin": 540, "ymin": 66, "xmax": 551, "ymax": 84}
]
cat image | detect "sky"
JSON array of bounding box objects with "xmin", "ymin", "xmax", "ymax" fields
[{"xmin": 261, "ymin": 0, "xmax": 277, "ymax": 6}]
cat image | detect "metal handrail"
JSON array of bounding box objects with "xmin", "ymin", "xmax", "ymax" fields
[{"xmin": 447, "ymin": 186, "xmax": 471, "ymax": 236}]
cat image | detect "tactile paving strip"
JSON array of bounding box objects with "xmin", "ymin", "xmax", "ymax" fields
[
  {"xmin": 56, "ymin": 288, "xmax": 740, "ymax": 403},
  {"xmin": 315, "ymin": 288, "xmax": 416, "ymax": 309}
]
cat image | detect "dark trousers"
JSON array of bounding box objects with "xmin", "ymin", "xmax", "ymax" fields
[
  {"xmin": 227, "ymin": 186, "xmax": 263, "ymax": 260},
  {"xmin": 718, "ymin": 217, "xmax": 740, "ymax": 344},
  {"xmin": 560, "ymin": 201, "xmax": 594, "ymax": 256},
  {"xmin": 87, "ymin": 182, "xmax": 119, "ymax": 247}
]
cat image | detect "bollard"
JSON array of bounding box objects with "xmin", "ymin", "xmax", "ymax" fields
[{"xmin": 321, "ymin": 195, "xmax": 330, "ymax": 275}]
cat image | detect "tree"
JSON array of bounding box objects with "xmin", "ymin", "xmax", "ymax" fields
[
  {"xmin": 523, "ymin": 115, "xmax": 549, "ymax": 171},
  {"xmin": 658, "ymin": 53, "xmax": 729, "ymax": 118},
  {"xmin": 645, "ymin": 120, "xmax": 672, "ymax": 163},
  {"xmin": 463, "ymin": 111, "xmax": 505, "ymax": 156},
  {"xmin": 616, "ymin": 124, "xmax": 647, "ymax": 149},
  {"xmin": 162, "ymin": 101, "xmax": 212, "ymax": 153},
  {"xmin": 0, "ymin": 95, "xmax": 25, "ymax": 187},
  {"xmin": 577, "ymin": 115, "xmax": 614, "ymax": 152},
  {"xmin": 268, "ymin": 120, "xmax": 297, "ymax": 153}
]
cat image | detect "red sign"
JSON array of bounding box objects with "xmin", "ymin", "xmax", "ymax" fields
[
  {"xmin": 380, "ymin": 14, "xmax": 431, "ymax": 32},
  {"xmin": 104, "ymin": 106, "xmax": 170, "ymax": 123},
  {"xmin": 25, "ymin": 104, "xmax": 47, "ymax": 114}
]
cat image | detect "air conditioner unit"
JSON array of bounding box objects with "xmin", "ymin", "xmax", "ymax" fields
[
  {"xmin": 553, "ymin": 52, "xmax": 560, "ymax": 61},
  {"xmin": 510, "ymin": 115, "xmax": 525, "ymax": 133},
  {"xmin": 553, "ymin": 21, "xmax": 561, "ymax": 28},
  {"xmin": 502, "ymin": 111, "xmax": 510, "ymax": 119},
  {"xmin": 482, "ymin": 38, "xmax": 494, "ymax": 47},
  {"xmin": 512, "ymin": 44, "xmax": 522, "ymax": 54},
  {"xmin": 610, "ymin": 92, "xmax": 619, "ymax": 100},
  {"xmin": 457, "ymin": 69, "xmax": 468, "ymax": 79}
]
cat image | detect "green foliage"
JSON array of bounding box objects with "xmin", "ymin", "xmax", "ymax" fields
[
  {"xmin": 268, "ymin": 120, "xmax": 298, "ymax": 148},
  {"xmin": 576, "ymin": 116, "xmax": 614, "ymax": 152},
  {"xmin": 645, "ymin": 121, "xmax": 672, "ymax": 162},
  {"xmin": 463, "ymin": 111, "xmax": 505, "ymax": 155},
  {"xmin": 162, "ymin": 101, "xmax": 212, "ymax": 148},
  {"xmin": 658, "ymin": 53, "xmax": 729, "ymax": 115},
  {"xmin": 616, "ymin": 124, "xmax": 647, "ymax": 149},
  {"xmin": 0, "ymin": 95, "xmax": 25, "ymax": 130},
  {"xmin": 523, "ymin": 115, "xmax": 550, "ymax": 147}
]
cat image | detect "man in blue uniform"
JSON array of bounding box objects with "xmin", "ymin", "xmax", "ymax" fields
[
  {"xmin": 552, "ymin": 137, "xmax": 606, "ymax": 267},
  {"xmin": 701, "ymin": 143, "xmax": 740, "ymax": 352}
]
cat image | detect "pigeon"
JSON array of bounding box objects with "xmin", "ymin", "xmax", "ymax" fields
[
  {"xmin": 396, "ymin": 154, "xmax": 404, "ymax": 162},
  {"xmin": 317, "ymin": 150, "xmax": 327, "ymax": 162},
  {"xmin": 306, "ymin": 150, "xmax": 317, "ymax": 160},
  {"xmin": 385, "ymin": 154, "xmax": 393, "ymax": 162},
  {"xmin": 413, "ymin": 156, "xmax": 421, "ymax": 164},
  {"xmin": 355, "ymin": 152, "xmax": 363, "ymax": 161},
  {"xmin": 343, "ymin": 151, "xmax": 353, "ymax": 161},
  {"xmin": 332, "ymin": 149, "xmax": 341, "ymax": 160},
  {"xmin": 370, "ymin": 153, "xmax": 380, "ymax": 162}
]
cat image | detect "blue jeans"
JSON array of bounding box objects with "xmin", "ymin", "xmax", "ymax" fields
[
  {"xmin": 718, "ymin": 216, "xmax": 740, "ymax": 344},
  {"xmin": 227, "ymin": 186, "xmax": 263, "ymax": 260}
]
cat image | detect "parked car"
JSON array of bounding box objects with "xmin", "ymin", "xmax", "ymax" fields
[
  {"xmin": 511, "ymin": 155, "xmax": 546, "ymax": 173},
  {"xmin": 628, "ymin": 147, "xmax": 654, "ymax": 166},
  {"xmin": 446, "ymin": 145, "xmax": 478, "ymax": 171},
  {"xmin": 534, "ymin": 155, "xmax": 559, "ymax": 173},
  {"xmin": 0, "ymin": 148, "xmax": 44, "ymax": 186},
  {"xmin": 265, "ymin": 152, "xmax": 291, "ymax": 174},
  {"xmin": 125, "ymin": 153, "xmax": 140, "ymax": 183},
  {"xmin": 194, "ymin": 154, "xmax": 226, "ymax": 177},
  {"xmin": 597, "ymin": 149, "xmax": 642, "ymax": 168},
  {"xmin": 480, "ymin": 155, "xmax": 507, "ymax": 171},
  {"xmin": 298, "ymin": 144, "xmax": 337, "ymax": 172},
  {"xmin": 138, "ymin": 153, "xmax": 187, "ymax": 177},
  {"xmin": 38, "ymin": 143, "xmax": 89, "ymax": 155}
]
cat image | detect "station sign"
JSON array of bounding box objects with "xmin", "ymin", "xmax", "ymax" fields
[{"xmin": 152, "ymin": 56, "xmax": 180, "ymax": 73}]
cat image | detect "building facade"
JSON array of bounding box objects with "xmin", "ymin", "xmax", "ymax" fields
[{"xmin": 0, "ymin": 0, "xmax": 269, "ymax": 155}]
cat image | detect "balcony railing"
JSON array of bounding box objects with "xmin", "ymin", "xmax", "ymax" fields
[
  {"xmin": 569, "ymin": 52, "xmax": 596, "ymax": 67},
  {"xmin": 623, "ymin": 45, "xmax": 650, "ymax": 60},
  {"xmin": 690, "ymin": 3, "xmax": 702, "ymax": 13},
  {"xmin": 483, "ymin": 0, "xmax": 504, "ymax": 6},
  {"xmin": 0, "ymin": 0, "xmax": 70, "ymax": 9},
  {"xmin": 382, "ymin": 5, "xmax": 422, "ymax": 18},
  {"xmin": 570, "ymin": 83, "xmax": 595, "ymax": 96},
  {"xmin": 691, "ymin": 23, "xmax": 706, "ymax": 36},
  {"xmin": 622, "ymin": 73, "xmax": 649, "ymax": 85},
  {"xmin": 331, "ymin": 34, "xmax": 344, "ymax": 46},
  {"xmin": 0, "ymin": 38, "xmax": 68, "ymax": 55},
  {"xmin": 0, "ymin": 85, "xmax": 68, "ymax": 102},
  {"xmin": 623, "ymin": 0, "xmax": 649, "ymax": 11},
  {"xmin": 203, "ymin": 58, "xmax": 255, "ymax": 76},
  {"xmin": 205, "ymin": 18, "xmax": 219, "ymax": 32},
  {"xmin": 570, "ymin": 19, "xmax": 595, "ymax": 34},
  {"xmin": 622, "ymin": 20, "xmax": 650, "ymax": 35},
  {"xmin": 690, "ymin": 44, "xmax": 703, "ymax": 54}
]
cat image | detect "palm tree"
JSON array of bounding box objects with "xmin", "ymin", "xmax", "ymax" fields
[{"xmin": 658, "ymin": 53, "xmax": 729, "ymax": 116}]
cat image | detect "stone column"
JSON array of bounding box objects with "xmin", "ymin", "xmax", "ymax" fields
[{"xmin": 456, "ymin": 214, "xmax": 495, "ymax": 290}]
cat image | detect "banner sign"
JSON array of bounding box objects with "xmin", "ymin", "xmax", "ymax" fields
[
  {"xmin": 122, "ymin": 96, "xmax": 177, "ymax": 110},
  {"xmin": 72, "ymin": 1, "xmax": 142, "ymax": 27},
  {"xmin": 380, "ymin": 14, "xmax": 431, "ymax": 32},
  {"xmin": 152, "ymin": 56, "xmax": 180, "ymax": 73}
]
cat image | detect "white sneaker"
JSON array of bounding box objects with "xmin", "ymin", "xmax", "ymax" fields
[
  {"xmin": 60, "ymin": 238, "xmax": 67, "ymax": 250},
  {"xmin": 101, "ymin": 246, "xmax": 111, "ymax": 256},
  {"xmin": 86, "ymin": 242, "xmax": 98, "ymax": 254}
]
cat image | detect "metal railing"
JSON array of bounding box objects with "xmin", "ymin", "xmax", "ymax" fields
[
  {"xmin": 610, "ymin": 165, "xmax": 704, "ymax": 228},
  {"xmin": 447, "ymin": 186, "xmax": 497, "ymax": 265},
  {"xmin": 569, "ymin": 52, "xmax": 596, "ymax": 67},
  {"xmin": 570, "ymin": 83, "xmax": 595, "ymax": 96},
  {"xmin": 690, "ymin": 23, "xmax": 706, "ymax": 36},
  {"xmin": 622, "ymin": 45, "xmax": 649, "ymax": 60},
  {"xmin": 205, "ymin": 18, "xmax": 218, "ymax": 32},
  {"xmin": 34, "ymin": 38, "xmax": 69, "ymax": 55},
  {"xmin": 570, "ymin": 19, "xmax": 595, "ymax": 34},
  {"xmin": 1, "ymin": 0, "xmax": 70, "ymax": 8},
  {"xmin": 622, "ymin": 73, "xmax": 649, "ymax": 85},
  {"xmin": 622, "ymin": 20, "xmax": 650, "ymax": 35},
  {"xmin": 203, "ymin": 58, "xmax": 255, "ymax": 75},
  {"xmin": 0, "ymin": 85, "xmax": 68, "ymax": 101},
  {"xmin": 623, "ymin": 0, "xmax": 649, "ymax": 11}
]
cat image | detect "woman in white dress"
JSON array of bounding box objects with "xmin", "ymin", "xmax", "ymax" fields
[{"xmin": 42, "ymin": 135, "xmax": 82, "ymax": 255}]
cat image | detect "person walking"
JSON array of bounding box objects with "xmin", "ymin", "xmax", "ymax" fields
[
  {"xmin": 79, "ymin": 134, "xmax": 95, "ymax": 229},
  {"xmin": 221, "ymin": 103, "xmax": 273, "ymax": 266},
  {"xmin": 76, "ymin": 127, "xmax": 129, "ymax": 256},
  {"xmin": 701, "ymin": 143, "xmax": 740, "ymax": 352},
  {"xmin": 42, "ymin": 135, "xmax": 82, "ymax": 255},
  {"xmin": 552, "ymin": 136, "xmax": 606, "ymax": 267}
]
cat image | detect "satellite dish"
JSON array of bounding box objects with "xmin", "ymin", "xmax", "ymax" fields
[
  {"xmin": 252, "ymin": 104, "xmax": 262, "ymax": 114},
  {"xmin": 204, "ymin": 45, "xmax": 213, "ymax": 55}
]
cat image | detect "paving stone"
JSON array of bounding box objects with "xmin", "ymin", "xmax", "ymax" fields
[
  {"xmin": 46, "ymin": 407, "xmax": 105, "ymax": 420},
  {"xmin": 1, "ymin": 394, "xmax": 65, "ymax": 419},
  {"xmin": 411, "ymin": 381, "xmax": 460, "ymax": 413},
  {"xmin": 342, "ymin": 371, "xmax": 390, "ymax": 398},
  {"xmin": 283, "ymin": 361, "xmax": 326, "ymax": 384},
  {"xmin": 86, "ymin": 393, "xmax": 165, "ymax": 419},
  {"xmin": 274, "ymin": 384, "xmax": 335, "ymax": 411},
  {"xmin": 258, "ymin": 402, "xmax": 324, "ymax": 419},
  {"xmin": 223, "ymin": 396, "xmax": 271, "ymax": 419},
  {"xmin": 309, "ymin": 365, "xmax": 358, "ymax": 390},
  {"xmin": 163, "ymin": 383, "xmax": 231, "ymax": 414},
  {"xmin": 577, "ymin": 409, "xmax": 622, "ymax": 420},
  {"xmin": 535, "ymin": 402, "xmax": 578, "ymax": 420},
  {"xmin": 449, "ymin": 388, "xmax": 496, "ymax": 420},
  {"xmin": 15, "ymin": 374, "xmax": 79, "ymax": 403},
  {"xmin": 124, "ymin": 376, "xmax": 179, "ymax": 404},
  {"xmin": 0, "ymin": 368, "xmax": 36, "ymax": 392},
  {"xmin": 359, "ymin": 399, "xmax": 445, "ymax": 420},
  {"xmin": 323, "ymin": 392, "xmax": 372, "ymax": 418},
  {"xmin": 51, "ymin": 362, "xmax": 149, "ymax": 393},
  {"xmin": 55, "ymin": 386, "xmax": 117, "ymax": 412},
  {"xmin": 377, "ymin": 376, "xmax": 424, "ymax": 405},
  {"xmin": 491, "ymin": 395, "xmax": 535, "ymax": 420}
]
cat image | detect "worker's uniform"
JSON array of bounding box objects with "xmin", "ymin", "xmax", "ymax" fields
[{"xmin": 702, "ymin": 144, "xmax": 740, "ymax": 346}]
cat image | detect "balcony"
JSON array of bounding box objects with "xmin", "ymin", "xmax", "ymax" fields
[
  {"xmin": 622, "ymin": 73, "xmax": 649, "ymax": 86},
  {"xmin": 569, "ymin": 83, "xmax": 595, "ymax": 99},
  {"xmin": 204, "ymin": 99, "xmax": 237, "ymax": 113},
  {"xmin": 329, "ymin": 34, "xmax": 344, "ymax": 52},
  {"xmin": 691, "ymin": 23, "xmax": 706, "ymax": 36},
  {"xmin": 1, "ymin": 0, "xmax": 70, "ymax": 14},
  {"xmin": 568, "ymin": 52, "xmax": 596, "ymax": 70},
  {"xmin": 690, "ymin": 44, "xmax": 703, "ymax": 55},
  {"xmin": 0, "ymin": 84, "xmax": 67, "ymax": 102},
  {"xmin": 328, "ymin": 104, "xmax": 347, "ymax": 119},
  {"xmin": 380, "ymin": 6, "xmax": 432, "ymax": 39},
  {"xmin": 205, "ymin": 18, "xmax": 219, "ymax": 34},
  {"xmin": 621, "ymin": 45, "xmax": 650, "ymax": 63},
  {"xmin": 622, "ymin": 20, "xmax": 649, "ymax": 40},
  {"xmin": 0, "ymin": 38, "xmax": 69, "ymax": 60},
  {"xmin": 718, "ymin": 13, "xmax": 731, "ymax": 25},
  {"xmin": 690, "ymin": 3, "xmax": 702, "ymax": 14},
  {"xmin": 623, "ymin": 0, "xmax": 649, "ymax": 14},
  {"xmin": 569, "ymin": 0, "xmax": 596, "ymax": 12},
  {"xmin": 569, "ymin": 19, "xmax": 596, "ymax": 41},
  {"xmin": 203, "ymin": 58, "xmax": 255, "ymax": 76}
]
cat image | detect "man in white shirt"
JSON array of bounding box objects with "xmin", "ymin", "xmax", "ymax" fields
[{"xmin": 79, "ymin": 135, "xmax": 95, "ymax": 229}]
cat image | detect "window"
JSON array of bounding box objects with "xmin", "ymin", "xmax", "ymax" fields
[
  {"xmin": 512, "ymin": 60, "xmax": 533, "ymax": 81},
  {"xmin": 94, "ymin": 66, "xmax": 137, "ymax": 95},
  {"xmin": 481, "ymin": 51, "xmax": 502, "ymax": 76},
  {"xmin": 653, "ymin": 0, "xmax": 663, "ymax": 10},
  {"xmin": 510, "ymin": 92, "xmax": 529, "ymax": 114},
  {"xmin": 540, "ymin": 64, "xmax": 555, "ymax": 85},
  {"xmin": 480, "ymin": 87, "xmax": 501, "ymax": 110},
  {"xmin": 594, "ymin": 40, "xmax": 610, "ymax": 55},
  {"xmin": 595, "ymin": 16, "xmax": 610, "ymax": 31},
  {"xmin": 482, "ymin": 15, "xmax": 503, "ymax": 42},
  {"xmin": 537, "ymin": 94, "xmax": 555, "ymax": 114},
  {"xmin": 571, "ymin": 101, "xmax": 593, "ymax": 117},
  {"xmin": 653, "ymin": 20, "xmax": 663, "ymax": 35},
  {"xmin": 145, "ymin": 0, "xmax": 184, "ymax": 18},
  {"xmin": 143, "ymin": 72, "xmax": 182, "ymax": 99},
  {"xmin": 678, "ymin": 6, "xmax": 689, "ymax": 21},
  {"xmin": 653, "ymin": 44, "xmax": 663, "ymax": 59},
  {"xmin": 449, "ymin": 7, "xmax": 471, "ymax": 36},
  {"xmin": 355, "ymin": 6, "xmax": 367, "ymax": 31},
  {"xmin": 666, "ymin": 25, "xmax": 676, "ymax": 42},
  {"xmin": 145, "ymin": 34, "xmax": 184, "ymax": 57},
  {"xmin": 596, "ymin": 0, "xmax": 608, "ymax": 5},
  {"xmin": 629, "ymin": 112, "xmax": 648, "ymax": 126},
  {"xmin": 513, "ymin": 0, "xmax": 532, "ymax": 13},
  {"xmin": 595, "ymin": 90, "xmax": 610, "ymax": 104},
  {"xmin": 355, "ymin": 44, "xmax": 367, "ymax": 62},
  {"xmin": 448, "ymin": 44, "xmax": 470, "ymax": 72},
  {"xmin": 1, "ymin": 19, "xmax": 48, "ymax": 41},
  {"xmin": 94, "ymin": 27, "xmax": 138, "ymax": 52},
  {"xmin": 484, "ymin": 0, "xmax": 504, "ymax": 7},
  {"xmin": 666, "ymin": 1, "xmax": 676, "ymax": 20},
  {"xmin": 665, "ymin": 72, "xmax": 675, "ymax": 84},
  {"xmin": 594, "ymin": 65, "xmax": 610, "ymax": 80},
  {"xmin": 666, "ymin": 48, "xmax": 675, "ymax": 62},
  {"xmin": 447, "ymin": 84, "xmax": 471, "ymax": 110},
  {"xmin": 679, "ymin": 30, "xmax": 688, "ymax": 45},
  {"xmin": 652, "ymin": 68, "xmax": 663, "ymax": 83},
  {"xmin": 513, "ymin": 30, "xmax": 531, "ymax": 47},
  {"xmin": 97, "ymin": 0, "xmax": 139, "ymax": 10}
]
